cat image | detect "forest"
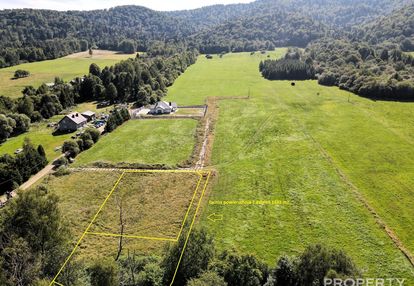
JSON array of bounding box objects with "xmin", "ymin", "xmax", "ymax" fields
[{"xmin": 1, "ymin": 0, "xmax": 413, "ymax": 67}]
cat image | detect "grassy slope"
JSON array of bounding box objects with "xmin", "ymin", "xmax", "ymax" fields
[
  {"xmin": 74, "ymin": 119, "xmax": 198, "ymax": 166},
  {"xmin": 0, "ymin": 50, "xmax": 135, "ymax": 98},
  {"xmin": 0, "ymin": 102, "xmax": 113, "ymax": 160},
  {"xmin": 167, "ymin": 52, "xmax": 414, "ymax": 280}
]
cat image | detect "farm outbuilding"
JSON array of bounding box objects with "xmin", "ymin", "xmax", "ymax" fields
[
  {"xmin": 81, "ymin": 110, "xmax": 96, "ymax": 122},
  {"xmin": 58, "ymin": 112, "xmax": 87, "ymax": 132}
]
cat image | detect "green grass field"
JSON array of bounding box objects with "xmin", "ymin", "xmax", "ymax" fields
[
  {"xmin": 74, "ymin": 119, "xmax": 198, "ymax": 167},
  {"xmin": 167, "ymin": 52, "xmax": 414, "ymax": 280},
  {"xmin": 0, "ymin": 102, "xmax": 113, "ymax": 160},
  {"xmin": 0, "ymin": 50, "xmax": 135, "ymax": 98}
]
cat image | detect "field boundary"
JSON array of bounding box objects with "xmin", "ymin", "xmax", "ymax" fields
[{"xmin": 50, "ymin": 169, "xmax": 212, "ymax": 286}]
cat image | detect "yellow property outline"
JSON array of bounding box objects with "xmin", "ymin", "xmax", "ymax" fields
[{"xmin": 50, "ymin": 169, "xmax": 211, "ymax": 286}]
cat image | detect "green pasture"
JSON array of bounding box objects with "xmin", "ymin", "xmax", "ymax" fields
[{"xmin": 166, "ymin": 51, "xmax": 414, "ymax": 280}]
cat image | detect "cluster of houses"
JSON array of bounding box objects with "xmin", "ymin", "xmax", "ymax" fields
[{"xmin": 56, "ymin": 101, "xmax": 178, "ymax": 132}]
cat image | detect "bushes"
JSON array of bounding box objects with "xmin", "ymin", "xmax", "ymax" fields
[
  {"xmin": 13, "ymin": 69, "xmax": 30, "ymax": 79},
  {"xmin": 265, "ymin": 245, "xmax": 360, "ymax": 286},
  {"xmin": 0, "ymin": 139, "xmax": 48, "ymax": 194},
  {"xmin": 62, "ymin": 140, "xmax": 81, "ymax": 158},
  {"xmin": 0, "ymin": 113, "xmax": 31, "ymax": 142},
  {"xmin": 105, "ymin": 108, "xmax": 130, "ymax": 133},
  {"xmin": 62, "ymin": 128, "xmax": 101, "ymax": 159}
]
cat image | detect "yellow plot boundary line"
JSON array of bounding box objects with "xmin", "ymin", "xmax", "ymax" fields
[
  {"xmin": 50, "ymin": 169, "xmax": 210, "ymax": 286},
  {"xmin": 85, "ymin": 232, "xmax": 178, "ymax": 242},
  {"xmin": 50, "ymin": 171, "xmax": 126, "ymax": 286},
  {"xmin": 83, "ymin": 171, "xmax": 204, "ymax": 242},
  {"xmin": 169, "ymin": 171, "xmax": 212, "ymax": 286}
]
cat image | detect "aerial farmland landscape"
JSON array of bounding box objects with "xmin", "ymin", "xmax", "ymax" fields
[{"xmin": 0, "ymin": 1, "xmax": 414, "ymax": 286}]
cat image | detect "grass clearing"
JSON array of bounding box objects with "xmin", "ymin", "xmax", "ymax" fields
[
  {"xmin": 89, "ymin": 171, "xmax": 202, "ymax": 239},
  {"xmin": 0, "ymin": 50, "xmax": 136, "ymax": 98},
  {"xmin": 166, "ymin": 51, "xmax": 414, "ymax": 280},
  {"xmin": 74, "ymin": 119, "xmax": 198, "ymax": 167},
  {"xmin": 36, "ymin": 170, "xmax": 209, "ymax": 284}
]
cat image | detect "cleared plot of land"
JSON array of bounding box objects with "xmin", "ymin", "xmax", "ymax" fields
[
  {"xmin": 74, "ymin": 119, "xmax": 198, "ymax": 166},
  {"xmin": 0, "ymin": 50, "xmax": 135, "ymax": 98},
  {"xmin": 89, "ymin": 171, "xmax": 201, "ymax": 238},
  {"xmin": 166, "ymin": 51, "xmax": 414, "ymax": 281},
  {"xmin": 35, "ymin": 171, "xmax": 204, "ymax": 258},
  {"xmin": 0, "ymin": 102, "xmax": 110, "ymax": 159}
]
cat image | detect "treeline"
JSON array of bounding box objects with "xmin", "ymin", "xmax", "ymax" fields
[
  {"xmin": 260, "ymin": 49, "xmax": 315, "ymax": 80},
  {"xmin": 0, "ymin": 49, "xmax": 197, "ymax": 143},
  {"xmin": 0, "ymin": 6, "xmax": 194, "ymax": 67},
  {"xmin": 306, "ymin": 38, "xmax": 414, "ymax": 100},
  {"xmin": 0, "ymin": 38, "xmax": 88, "ymax": 68},
  {"xmin": 0, "ymin": 191, "xmax": 361, "ymax": 286},
  {"xmin": 0, "ymin": 139, "xmax": 48, "ymax": 194}
]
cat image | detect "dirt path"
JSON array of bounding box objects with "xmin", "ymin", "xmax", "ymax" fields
[
  {"xmin": 19, "ymin": 162, "xmax": 57, "ymax": 191},
  {"xmin": 195, "ymin": 119, "xmax": 210, "ymax": 170}
]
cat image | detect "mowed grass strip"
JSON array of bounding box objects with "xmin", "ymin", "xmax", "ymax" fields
[
  {"xmin": 74, "ymin": 119, "xmax": 198, "ymax": 166},
  {"xmin": 89, "ymin": 172, "xmax": 201, "ymax": 238},
  {"xmin": 165, "ymin": 51, "xmax": 414, "ymax": 281},
  {"xmin": 0, "ymin": 50, "xmax": 136, "ymax": 98}
]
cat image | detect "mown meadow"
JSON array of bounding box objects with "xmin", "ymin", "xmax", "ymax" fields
[
  {"xmin": 0, "ymin": 50, "xmax": 136, "ymax": 98},
  {"xmin": 166, "ymin": 51, "xmax": 414, "ymax": 281},
  {"xmin": 74, "ymin": 119, "xmax": 198, "ymax": 167}
]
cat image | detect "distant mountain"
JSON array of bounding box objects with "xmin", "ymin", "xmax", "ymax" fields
[
  {"xmin": 0, "ymin": 0, "xmax": 413, "ymax": 67},
  {"xmin": 190, "ymin": 11, "xmax": 329, "ymax": 53},
  {"xmin": 169, "ymin": 0, "xmax": 413, "ymax": 30}
]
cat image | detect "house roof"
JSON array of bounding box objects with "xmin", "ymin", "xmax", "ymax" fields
[
  {"xmin": 60, "ymin": 112, "xmax": 87, "ymax": 124},
  {"xmin": 154, "ymin": 101, "xmax": 177, "ymax": 110},
  {"xmin": 81, "ymin": 110, "xmax": 96, "ymax": 117}
]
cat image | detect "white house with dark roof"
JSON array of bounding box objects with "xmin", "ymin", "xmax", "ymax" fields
[
  {"xmin": 57, "ymin": 112, "xmax": 87, "ymax": 132},
  {"xmin": 150, "ymin": 101, "xmax": 178, "ymax": 114}
]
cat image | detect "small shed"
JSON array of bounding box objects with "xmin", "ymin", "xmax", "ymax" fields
[{"xmin": 81, "ymin": 110, "xmax": 96, "ymax": 122}]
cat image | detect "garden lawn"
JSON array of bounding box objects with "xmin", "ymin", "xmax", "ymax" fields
[
  {"xmin": 166, "ymin": 51, "xmax": 414, "ymax": 281},
  {"xmin": 74, "ymin": 119, "xmax": 198, "ymax": 166}
]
